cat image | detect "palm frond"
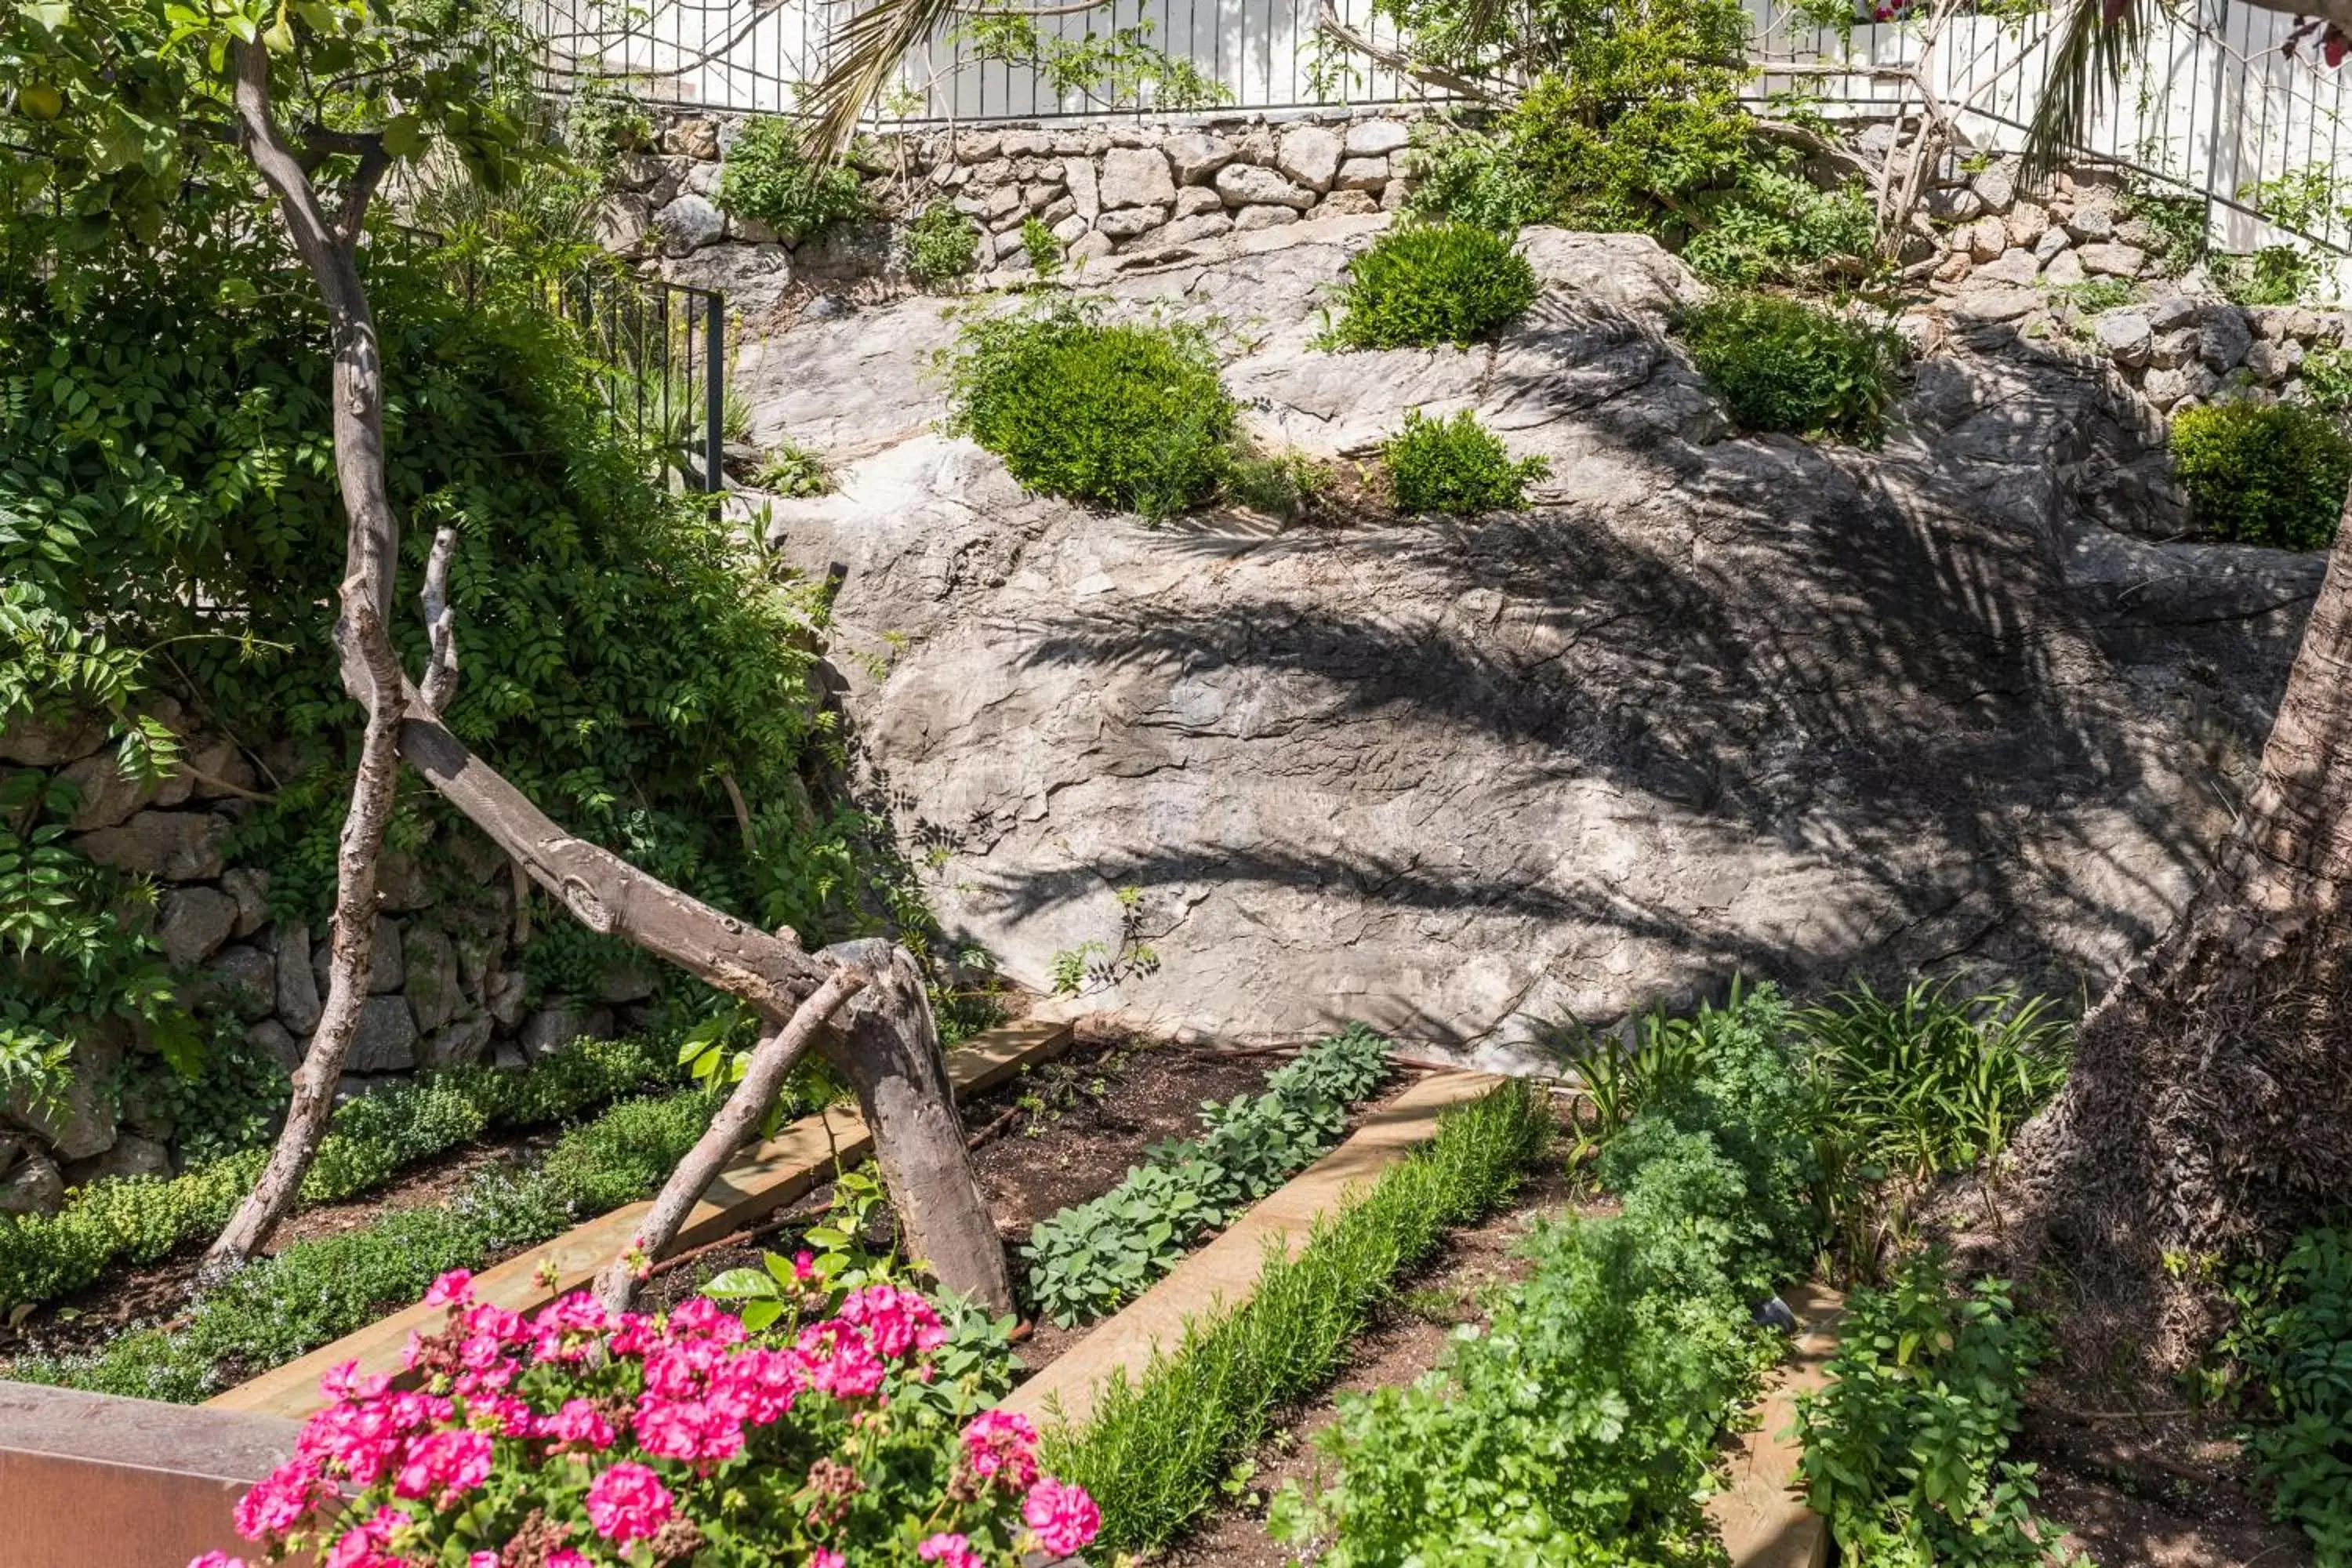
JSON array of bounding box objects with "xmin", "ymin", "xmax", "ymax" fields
[
  {"xmin": 800, "ymin": 0, "xmax": 964, "ymax": 162},
  {"xmin": 2024, "ymin": 0, "xmax": 2148, "ymax": 176}
]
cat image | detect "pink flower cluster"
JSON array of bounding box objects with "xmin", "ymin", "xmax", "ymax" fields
[
  {"xmin": 1022, "ymin": 1478, "xmax": 1103, "ymax": 1559},
  {"xmin": 960, "ymin": 1409, "xmax": 1042, "ymax": 1490},
  {"xmin": 198, "ymin": 1269, "xmax": 1098, "ymax": 1568}
]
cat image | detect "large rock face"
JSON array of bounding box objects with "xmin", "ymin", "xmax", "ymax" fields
[{"xmin": 738, "ymin": 220, "xmax": 2308, "ymax": 1056}]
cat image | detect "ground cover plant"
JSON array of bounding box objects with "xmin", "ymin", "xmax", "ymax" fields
[
  {"xmin": 197, "ymin": 1269, "xmax": 1098, "ymax": 1568},
  {"xmin": 5, "ymin": 1061, "xmax": 850, "ymax": 1402},
  {"xmin": 1040, "ymin": 1078, "xmax": 1551, "ymax": 1555},
  {"xmin": 1681, "ymin": 292, "xmax": 1903, "ymax": 444},
  {"xmin": 0, "ymin": 1036, "xmax": 677, "ymax": 1313},
  {"xmin": 1021, "ymin": 1025, "xmax": 1392, "ymax": 1327},
  {"xmin": 1381, "ymin": 408, "xmax": 1551, "ymax": 515},
  {"xmin": 2217, "ymin": 1223, "xmax": 2352, "ymax": 1561},
  {"xmin": 1795, "ymin": 1254, "xmax": 2058, "ymax": 1567},
  {"xmin": 940, "ymin": 299, "xmax": 1237, "ymax": 521},
  {"xmin": 2170, "ymin": 400, "xmax": 2352, "ymax": 550},
  {"xmin": 1322, "ymin": 223, "xmax": 1537, "ymax": 350}
]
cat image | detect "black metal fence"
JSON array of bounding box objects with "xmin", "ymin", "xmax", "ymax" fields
[{"xmin": 543, "ymin": 269, "xmax": 728, "ymax": 493}]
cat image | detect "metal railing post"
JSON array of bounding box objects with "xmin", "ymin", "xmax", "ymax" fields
[{"xmin": 702, "ymin": 292, "xmax": 725, "ymax": 494}]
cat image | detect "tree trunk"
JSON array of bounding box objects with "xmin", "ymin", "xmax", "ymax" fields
[
  {"xmin": 204, "ymin": 39, "xmax": 406, "ymax": 1275},
  {"xmin": 201, "ymin": 40, "xmax": 1011, "ymax": 1312},
  {"xmin": 818, "ymin": 939, "xmax": 1017, "ymax": 1314},
  {"xmin": 1989, "ymin": 483, "xmax": 2352, "ymax": 1372}
]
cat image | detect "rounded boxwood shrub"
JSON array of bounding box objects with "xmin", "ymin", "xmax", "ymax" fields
[
  {"xmin": 1383, "ymin": 408, "xmax": 1552, "ymax": 515},
  {"xmin": 2170, "ymin": 400, "xmax": 2352, "ymax": 550},
  {"xmin": 943, "ymin": 302, "xmax": 1237, "ymax": 520},
  {"xmin": 1327, "ymin": 222, "xmax": 1540, "ymax": 350},
  {"xmin": 1680, "ymin": 292, "xmax": 1901, "ymax": 444}
]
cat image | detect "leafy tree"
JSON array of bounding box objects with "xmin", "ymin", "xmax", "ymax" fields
[{"xmin": 0, "ymin": 0, "xmax": 1010, "ymax": 1312}]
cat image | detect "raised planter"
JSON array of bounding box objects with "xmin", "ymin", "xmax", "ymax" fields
[
  {"xmin": 1706, "ymin": 1280, "xmax": 1845, "ymax": 1568},
  {"xmin": 0, "ymin": 1382, "xmax": 303, "ymax": 1568},
  {"xmin": 1000, "ymin": 1068, "xmax": 1501, "ymax": 1429},
  {"xmin": 209, "ymin": 1018, "xmax": 1071, "ymax": 1421}
]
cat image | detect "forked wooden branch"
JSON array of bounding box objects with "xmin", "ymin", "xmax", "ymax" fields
[
  {"xmin": 204, "ymin": 38, "xmax": 1014, "ymax": 1314},
  {"xmin": 592, "ymin": 964, "xmax": 869, "ymax": 1312}
]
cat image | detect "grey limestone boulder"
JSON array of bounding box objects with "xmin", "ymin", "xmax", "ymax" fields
[
  {"xmin": 1215, "ymin": 164, "xmax": 1316, "ymax": 211},
  {"xmin": 350, "ymin": 995, "xmax": 419, "ymax": 1073},
  {"xmin": 209, "ymin": 943, "xmax": 278, "ymax": 1022},
  {"xmin": 405, "ymin": 926, "xmax": 465, "ymax": 1033},
  {"xmin": 75, "ymin": 810, "xmax": 228, "ymax": 881},
  {"xmin": 658, "ymin": 194, "xmax": 726, "ymax": 257},
  {"xmin": 1275, "ymin": 125, "xmax": 1345, "ymax": 193},
  {"xmin": 1163, "ymin": 132, "xmax": 1236, "ymax": 186},
  {"xmin": 2094, "ymin": 311, "xmax": 2154, "ymax": 367},
  {"xmin": 735, "ymin": 221, "xmax": 2261, "ymax": 1055},
  {"xmin": 158, "ymin": 886, "xmax": 239, "ymax": 966},
  {"xmin": 0, "ymin": 1153, "xmax": 64, "ymax": 1217},
  {"xmin": 1344, "ymin": 120, "xmax": 1411, "ymax": 157},
  {"xmin": 1098, "ymin": 147, "xmax": 1176, "ymax": 210}
]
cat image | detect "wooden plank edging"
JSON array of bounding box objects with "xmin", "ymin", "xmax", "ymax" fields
[
  {"xmin": 998, "ymin": 1069, "xmax": 1503, "ymax": 1432},
  {"xmin": 208, "ymin": 1019, "xmax": 1072, "ymax": 1421},
  {"xmin": 1704, "ymin": 1280, "xmax": 1845, "ymax": 1568}
]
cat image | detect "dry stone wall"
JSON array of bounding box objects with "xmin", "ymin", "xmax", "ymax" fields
[
  {"xmin": 1900, "ymin": 149, "xmax": 2348, "ymax": 414},
  {"xmin": 613, "ymin": 111, "xmax": 1420, "ymax": 321},
  {"xmin": 0, "ymin": 708, "xmax": 633, "ymax": 1213}
]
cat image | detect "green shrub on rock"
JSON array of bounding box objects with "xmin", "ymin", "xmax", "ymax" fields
[
  {"xmin": 1681, "ymin": 292, "xmax": 1902, "ymax": 444},
  {"xmin": 2169, "ymin": 400, "xmax": 2352, "ymax": 550},
  {"xmin": 1326, "ymin": 223, "xmax": 1539, "ymax": 350},
  {"xmin": 942, "ymin": 301, "xmax": 1237, "ymax": 520},
  {"xmin": 905, "ymin": 200, "xmax": 982, "ymax": 288},
  {"xmin": 1382, "ymin": 409, "xmax": 1550, "ymax": 515},
  {"xmin": 716, "ymin": 118, "xmax": 870, "ymax": 243}
]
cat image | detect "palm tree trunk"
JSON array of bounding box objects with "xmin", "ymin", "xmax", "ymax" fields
[{"xmin": 1994, "ymin": 481, "xmax": 2352, "ymax": 1370}]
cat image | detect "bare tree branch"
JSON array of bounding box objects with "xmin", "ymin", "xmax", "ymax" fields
[
  {"xmin": 1312, "ymin": 0, "xmax": 1504, "ymax": 103},
  {"xmin": 205, "ymin": 36, "xmax": 410, "ymax": 1276},
  {"xmin": 592, "ymin": 963, "xmax": 869, "ymax": 1312}
]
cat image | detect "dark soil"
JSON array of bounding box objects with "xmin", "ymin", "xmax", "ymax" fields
[
  {"xmin": 2016, "ymin": 1402, "xmax": 2312, "ymax": 1568},
  {"xmin": 1158, "ymin": 1158, "xmax": 1583, "ymax": 1568},
  {"xmin": 633, "ymin": 1023, "xmax": 1373, "ymax": 1370}
]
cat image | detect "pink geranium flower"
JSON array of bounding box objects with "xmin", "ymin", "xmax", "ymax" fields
[
  {"xmin": 539, "ymin": 1397, "xmax": 617, "ymax": 1450},
  {"xmin": 394, "ymin": 1428, "xmax": 493, "ymax": 1501},
  {"xmin": 233, "ymin": 1458, "xmax": 330, "ymax": 1541},
  {"xmin": 423, "ymin": 1269, "xmax": 475, "ymax": 1308},
  {"xmin": 959, "ymin": 1408, "xmax": 1040, "ymax": 1490},
  {"xmin": 916, "ymin": 1532, "xmax": 986, "ymax": 1568},
  {"xmin": 586, "ymin": 1460, "xmax": 677, "ymax": 1544},
  {"xmin": 1022, "ymin": 1477, "xmax": 1102, "ymax": 1557}
]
